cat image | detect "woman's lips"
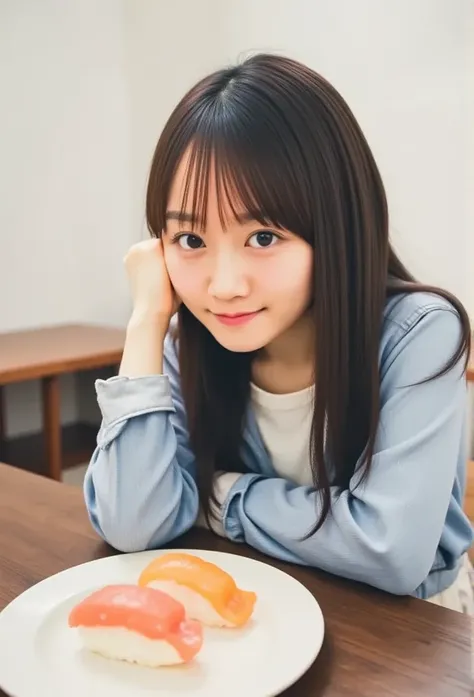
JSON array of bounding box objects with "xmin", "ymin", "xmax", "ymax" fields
[{"xmin": 213, "ymin": 310, "xmax": 263, "ymax": 326}]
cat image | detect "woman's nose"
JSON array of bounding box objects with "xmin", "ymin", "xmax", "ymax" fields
[{"xmin": 208, "ymin": 253, "xmax": 249, "ymax": 300}]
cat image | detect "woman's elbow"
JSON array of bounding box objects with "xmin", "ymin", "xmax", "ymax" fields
[
  {"xmin": 370, "ymin": 549, "xmax": 431, "ymax": 596},
  {"xmin": 84, "ymin": 502, "xmax": 154, "ymax": 553},
  {"xmin": 96, "ymin": 527, "xmax": 154, "ymax": 554},
  {"xmin": 88, "ymin": 510, "xmax": 183, "ymax": 553},
  {"xmin": 84, "ymin": 493, "xmax": 198, "ymax": 554}
]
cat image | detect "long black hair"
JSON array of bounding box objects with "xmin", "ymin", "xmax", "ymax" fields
[{"xmin": 146, "ymin": 53, "xmax": 471, "ymax": 533}]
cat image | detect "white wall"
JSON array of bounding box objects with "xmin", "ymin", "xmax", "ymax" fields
[
  {"xmin": 1, "ymin": 0, "xmax": 472, "ymax": 438},
  {"xmin": 0, "ymin": 0, "xmax": 133, "ymax": 332}
]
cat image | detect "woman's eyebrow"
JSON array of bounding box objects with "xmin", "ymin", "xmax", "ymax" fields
[
  {"xmin": 165, "ymin": 210, "xmax": 201, "ymax": 225},
  {"xmin": 165, "ymin": 210, "xmax": 259, "ymax": 225}
]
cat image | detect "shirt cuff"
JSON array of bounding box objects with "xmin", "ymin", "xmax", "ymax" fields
[
  {"xmin": 95, "ymin": 375, "xmax": 175, "ymax": 448},
  {"xmin": 96, "ymin": 374, "xmax": 175, "ymax": 424},
  {"xmin": 220, "ymin": 473, "xmax": 263, "ymax": 541},
  {"xmin": 200, "ymin": 472, "xmax": 242, "ymax": 538}
]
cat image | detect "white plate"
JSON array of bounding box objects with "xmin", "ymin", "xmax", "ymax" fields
[{"xmin": 0, "ymin": 549, "xmax": 324, "ymax": 697}]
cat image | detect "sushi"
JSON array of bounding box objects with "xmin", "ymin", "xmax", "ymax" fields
[
  {"xmin": 68, "ymin": 584, "xmax": 203, "ymax": 666},
  {"xmin": 138, "ymin": 553, "xmax": 257, "ymax": 628}
]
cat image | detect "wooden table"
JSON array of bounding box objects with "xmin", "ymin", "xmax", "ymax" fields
[
  {"xmin": 0, "ymin": 324, "xmax": 125, "ymax": 480},
  {"xmin": 0, "ymin": 464, "xmax": 471, "ymax": 697}
]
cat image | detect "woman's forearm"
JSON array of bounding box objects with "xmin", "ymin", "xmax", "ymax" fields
[{"xmin": 119, "ymin": 311, "xmax": 168, "ymax": 377}]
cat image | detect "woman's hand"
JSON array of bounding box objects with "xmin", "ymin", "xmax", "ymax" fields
[
  {"xmin": 124, "ymin": 238, "xmax": 178, "ymax": 328},
  {"xmin": 119, "ymin": 238, "xmax": 179, "ymax": 377}
]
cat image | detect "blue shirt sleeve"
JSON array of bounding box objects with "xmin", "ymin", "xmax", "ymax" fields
[
  {"xmin": 220, "ymin": 306, "xmax": 472, "ymax": 595},
  {"xmin": 83, "ymin": 329, "xmax": 199, "ymax": 552}
]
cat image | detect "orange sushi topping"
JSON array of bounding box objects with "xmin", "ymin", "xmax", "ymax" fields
[{"xmin": 138, "ymin": 553, "xmax": 257, "ymax": 627}]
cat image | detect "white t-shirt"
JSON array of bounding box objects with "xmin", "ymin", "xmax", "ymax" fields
[
  {"xmin": 205, "ymin": 383, "xmax": 314, "ymax": 534},
  {"xmin": 249, "ymin": 382, "xmax": 314, "ymax": 486}
]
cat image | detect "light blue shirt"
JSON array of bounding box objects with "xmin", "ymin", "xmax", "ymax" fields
[{"xmin": 84, "ymin": 292, "xmax": 473, "ymax": 599}]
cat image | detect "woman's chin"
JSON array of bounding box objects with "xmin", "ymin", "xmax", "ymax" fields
[
  {"xmin": 207, "ymin": 326, "xmax": 269, "ymax": 354},
  {"xmin": 213, "ymin": 335, "xmax": 265, "ymax": 353}
]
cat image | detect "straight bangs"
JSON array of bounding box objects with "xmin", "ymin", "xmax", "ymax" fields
[{"xmin": 146, "ymin": 85, "xmax": 316, "ymax": 242}]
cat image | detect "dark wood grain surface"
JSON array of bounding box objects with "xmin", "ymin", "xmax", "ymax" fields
[{"xmin": 0, "ymin": 463, "xmax": 471, "ymax": 697}]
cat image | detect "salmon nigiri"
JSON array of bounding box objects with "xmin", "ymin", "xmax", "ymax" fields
[
  {"xmin": 68, "ymin": 584, "xmax": 203, "ymax": 666},
  {"xmin": 138, "ymin": 553, "xmax": 257, "ymax": 628}
]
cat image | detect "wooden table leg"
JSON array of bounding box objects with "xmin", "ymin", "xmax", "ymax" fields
[{"xmin": 42, "ymin": 376, "xmax": 62, "ymax": 480}]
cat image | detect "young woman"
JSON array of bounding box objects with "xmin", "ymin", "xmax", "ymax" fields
[{"xmin": 84, "ymin": 54, "xmax": 473, "ymax": 613}]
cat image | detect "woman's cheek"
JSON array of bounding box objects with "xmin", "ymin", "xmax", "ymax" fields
[
  {"xmin": 164, "ymin": 251, "xmax": 200, "ymax": 304},
  {"xmin": 268, "ymin": 246, "xmax": 313, "ymax": 296}
]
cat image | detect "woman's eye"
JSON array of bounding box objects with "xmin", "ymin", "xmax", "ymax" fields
[
  {"xmin": 247, "ymin": 231, "xmax": 279, "ymax": 248},
  {"xmin": 177, "ymin": 234, "xmax": 205, "ymax": 250}
]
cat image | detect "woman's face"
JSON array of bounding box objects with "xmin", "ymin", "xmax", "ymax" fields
[{"xmin": 162, "ymin": 154, "xmax": 313, "ymax": 353}]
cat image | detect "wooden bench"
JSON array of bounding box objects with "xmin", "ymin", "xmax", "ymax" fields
[{"xmin": 0, "ymin": 324, "xmax": 125, "ymax": 480}]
